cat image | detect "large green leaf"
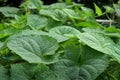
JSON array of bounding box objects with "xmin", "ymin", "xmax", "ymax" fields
[
  {"xmin": 0, "ymin": 7, "xmax": 19, "ymax": 17},
  {"xmin": 27, "ymin": 14, "xmax": 47, "ymax": 29},
  {"xmin": 77, "ymin": 32, "xmax": 114, "ymax": 53},
  {"xmin": 49, "ymin": 26, "xmax": 81, "ymax": 42},
  {"xmin": 77, "ymin": 32, "xmax": 120, "ymax": 63},
  {"xmin": 35, "ymin": 45, "xmax": 108, "ymax": 80},
  {"xmin": 7, "ymin": 35, "xmax": 59, "ymax": 64}
]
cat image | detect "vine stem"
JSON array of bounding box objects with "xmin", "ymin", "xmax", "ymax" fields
[{"xmin": 96, "ymin": 19, "xmax": 115, "ymax": 23}]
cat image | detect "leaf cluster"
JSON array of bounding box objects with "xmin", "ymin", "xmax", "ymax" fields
[{"xmin": 0, "ymin": 0, "xmax": 120, "ymax": 80}]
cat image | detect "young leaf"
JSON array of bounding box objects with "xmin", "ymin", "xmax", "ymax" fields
[
  {"xmin": 94, "ymin": 3, "xmax": 102, "ymax": 16},
  {"xmin": 104, "ymin": 6, "xmax": 114, "ymax": 14}
]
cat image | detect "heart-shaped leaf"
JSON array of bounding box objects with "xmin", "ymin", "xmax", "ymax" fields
[{"xmin": 35, "ymin": 45, "xmax": 108, "ymax": 80}]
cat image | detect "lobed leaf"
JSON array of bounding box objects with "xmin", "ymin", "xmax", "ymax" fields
[{"xmin": 35, "ymin": 45, "xmax": 108, "ymax": 80}]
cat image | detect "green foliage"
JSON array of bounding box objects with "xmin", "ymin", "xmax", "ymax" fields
[
  {"xmin": 0, "ymin": 0, "xmax": 120, "ymax": 80},
  {"xmin": 94, "ymin": 3, "xmax": 102, "ymax": 16},
  {"xmin": 113, "ymin": 4, "xmax": 120, "ymax": 17},
  {"xmin": 27, "ymin": 14, "xmax": 47, "ymax": 29},
  {"xmin": 0, "ymin": 7, "xmax": 19, "ymax": 17},
  {"xmin": 7, "ymin": 35, "xmax": 59, "ymax": 64}
]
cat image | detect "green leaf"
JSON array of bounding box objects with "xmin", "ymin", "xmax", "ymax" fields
[
  {"xmin": 83, "ymin": 28, "xmax": 120, "ymax": 38},
  {"xmin": 36, "ymin": 46, "xmax": 108, "ymax": 80},
  {"xmin": 49, "ymin": 26, "xmax": 81, "ymax": 42},
  {"xmin": 54, "ymin": 45, "xmax": 108, "ymax": 80},
  {"xmin": 77, "ymin": 32, "xmax": 120, "ymax": 63},
  {"xmin": 63, "ymin": 9, "xmax": 81, "ymax": 19},
  {"xmin": 64, "ymin": 43, "xmax": 82, "ymax": 63},
  {"xmin": 10, "ymin": 63, "xmax": 44, "ymax": 80},
  {"xmin": 105, "ymin": 26, "xmax": 120, "ymax": 33},
  {"xmin": 27, "ymin": 0, "xmax": 42, "ymax": 9},
  {"xmin": 104, "ymin": 6, "xmax": 115, "ymax": 14},
  {"xmin": 78, "ymin": 46, "xmax": 108, "ymax": 80},
  {"xmin": 11, "ymin": 15, "xmax": 27, "ymax": 29},
  {"xmin": 94, "ymin": 3, "xmax": 102, "ymax": 16},
  {"xmin": 81, "ymin": 7, "xmax": 94, "ymax": 17},
  {"xmin": 53, "ymin": 9, "xmax": 67, "ymax": 21},
  {"xmin": 39, "ymin": 9, "xmax": 58, "ymax": 21},
  {"xmin": 76, "ymin": 21, "xmax": 103, "ymax": 28},
  {"xmin": 113, "ymin": 4, "xmax": 120, "ymax": 17},
  {"xmin": 0, "ymin": 42, "xmax": 4, "ymax": 49},
  {"xmin": 65, "ymin": 0, "xmax": 72, "ymax": 4},
  {"xmin": 48, "ymin": 3, "xmax": 70, "ymax": 9},
  {"xmin": 8, "ymin": 29, "xmax": 49, "ymax": 40},
  {"xmin": 39, "ymin": 9, "xmax": 67, "ymax": 21},
  {"xmin": 27, "ymin": 14, "xmax": 47, "ymax": 29},
  {"xmin": 0, "ymin": 24, "xmax": 20, "ymax": 39},
  {"xmin": 77, "ymin": 32, "xmax": 114, "ymax": 53},
  {"xmin": 46, "ymin": 19, "xmax": 62, "ymax": 30},
  {"xmin": 0, "ymin": 65, "xmax": 9, "ymax": 80},
  {"xmin": 7, "ymin": 35, "xmax": 59, "ymax": 64},
  {"xmin": 0, "ymin": 7, "xmax": 19, "ymax": 17}
]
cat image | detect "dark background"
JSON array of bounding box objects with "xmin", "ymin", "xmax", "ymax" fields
[{"xmin": 0, "ymin": 0, "xmax": 118, "ymax": 8}]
